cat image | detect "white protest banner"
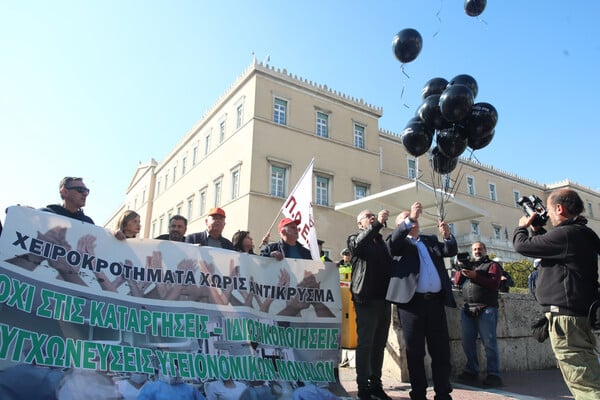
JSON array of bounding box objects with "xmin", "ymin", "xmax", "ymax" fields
[
  {"xmin": 0, "ymin": 206, "xmax": 346, "ymax": 399},
  {"xmin": 281, "ymin": 158, "xmax": 320, "ymax": 261}
]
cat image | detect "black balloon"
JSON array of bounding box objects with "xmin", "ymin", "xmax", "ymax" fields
[
  {"xmin": 464, "ymin": 0, "xmax": 487, "ymax": 17},
  {"xmin": 436, "ymin": 125, "xmax": 468, "ymax": 158},
  {"xmin": 468, "ymin": 129, "xmax": 495, "ymax": 150},
  {"xmin": 430, "ymin": 146, "xmax": 458, "ymax": 174},
  {"xmin": 463, "ymin": 102, "xmax": 498, "ymax": 139},
  {"xmin": 392, "ymin": 28, "xmax": 423, "ymax": 64},
  {"xmin": 421, "ymin": 77, "xmax": 448, "ymax": 99},
  {"xmin": 401, "ymin": 117, "xmax": 434, "ymax": 157},
  {"xmin": 417, "ymin": 95, "xmax": 451, "ymax": 131},
  {"xmin": 448, "ymin": 74, "xmax": 478, "ymax": 99},
  {"xmin": 439, "ymin": 85, "xmax": 474, "ymax": 123}
]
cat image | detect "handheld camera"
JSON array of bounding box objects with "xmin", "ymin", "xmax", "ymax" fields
[{"xmin": 517, "ymin": 195, "xmax": 549, "ymax": 227}]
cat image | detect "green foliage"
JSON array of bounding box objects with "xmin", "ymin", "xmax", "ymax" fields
[{"xmin": 502, "ymin": 259, "xmax": 534, "ymax": 289}]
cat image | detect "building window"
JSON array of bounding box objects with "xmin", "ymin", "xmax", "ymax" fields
[
  {"xmin": 316, "ymin": 112, "xmax": 329, "ymax": 138},
  {"xmin": 187, "ymin": 197, "xmax": 194, "ymax": 221},
  {"xmin": 173, "ymin": 166, "xmax": 177, "ymax": 182},
  {"xmin": 168, "ymin": 209, "xmax": 173, "ymax": 223},
  {"xmin": 193, "ymin": 145, "xmax": 198, "ymax": 165},
  {"xmin": 407, "ymin": 158, "xmax": 417, "ymax": 179},
  {"xmin": 231, "ymin": 169, "xmax": 240, "ymax": 200},
  {"xmin": 156, "ymin": 180, "xmax": 161, "ymax": 196},
  {"xmin": 159, "ymin": 216, "xmax": 164, "ymax": 235},
  {"xmin": 471, "ymin": 221, "xmax": 480, "ymax": 235},
  {"xmin": 164, "ymin": 173, "xmax": 169, "ymax": 189},
  {"xmin": 219, "ymin": 120, "xmax": 226, "ymax": 143},
  {"xmin": 587, "ymin": 201, "xmax": 594, "ymax": 217},
  {"xmin": 448, "ymin": 223, "xmax": 456, "ymax": 236},
  {"xmin": 466, "ymin": 176, "xmax": 475, "ymax": 196},
  {"xmin": 315, "ymin": 176, "xmax": 329, "ymax": 206},
  {"xmin": 493, "ymin": 225, "xmax": 502, "ymax": 240},
  {"xmin": 513, "ymin": 190, "xmax": 521, "ymax": 207},
  {"xmin": 199, "ymin": 189, "xmax": 207, "ymax": 216},
  {"xmin": 354, "ymin": 124, "xmax": 365, "ymax": 149},
  {"xmin": 204, "ymin": 133, "xmax": 211, "ymax": 156},
  {"xmin": 151, "ymin": 220, "xmax": 156, "ymax": 238},
  {"xmin": 236, "ymin": 104, "xmax": 243, "ymax": 129},
  {"xmin": 214, "ymin": 179, "xmax": 222, "ymax": 207},
  {"xmin": 489, "ymin": 182, "xmax": 497, "ymax": 201},
  {"xmin": 182, "ymin": 157, "xmax": 187, "ymax": 175},
  {"xmin": 270, "ymin": 165, "xmax": 287, "ymax": 198},
  {"xmin": 274, "ymin": 98, "xmax": 287, "ymax": 125},
  {"xmin": 142, "ymin": 189, "xmax": 146, "ymax": 204},
  {"xmin": 354, "ymin": 183, "xmax": 368, "ymax": 200}
]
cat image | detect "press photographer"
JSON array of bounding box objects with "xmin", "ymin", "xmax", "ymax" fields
[
  {"xmin": 513, "ymin": 188, "xmax": 600, "ymax": 398},
  {"xmin": 453, "ymin": 241, "xmax": 503, "ymax": 387}
]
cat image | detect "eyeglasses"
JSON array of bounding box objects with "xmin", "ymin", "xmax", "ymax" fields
[
  {"xmin": 66, "ymin": 186, "xmax": 90, "ymax": 194},
  {"xmin": 361, "ymin": 213, "xmax": 375, "ymax": 220}
]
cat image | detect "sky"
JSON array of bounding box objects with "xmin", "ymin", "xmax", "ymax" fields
[{"xmin": 1, "ymin": 1, "xmax": 599, "ymax": 226}]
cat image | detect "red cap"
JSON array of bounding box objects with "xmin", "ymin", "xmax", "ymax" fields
[
  {"xmin": 208, "ymin": 207, "xmax": 226, "ymax": 217},
  {"xmin": 278, "ymin": 217, "xmax": 301, "ymax": 232}
]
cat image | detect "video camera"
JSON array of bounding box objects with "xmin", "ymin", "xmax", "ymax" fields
[
  {"xmin": 517, "ymin": 195, "xmax": 549, "ymax": 227},
  {"xmin": 454, "ymin": 252, "xmax": 473, "ymax": 270}
]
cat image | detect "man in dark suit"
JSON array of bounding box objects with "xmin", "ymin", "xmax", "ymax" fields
[{"xmin": 386, "ymin": 202, "xmax": 457, "ymax": 400}]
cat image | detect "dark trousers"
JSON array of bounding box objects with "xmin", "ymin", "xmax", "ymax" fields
[
  {"xmin": 397, "ymin": 294, "xmax": 452, "ymax": 400},
  {"xmin": 354, "ymin": 298, "xmax": 391, "ymax": 391}
]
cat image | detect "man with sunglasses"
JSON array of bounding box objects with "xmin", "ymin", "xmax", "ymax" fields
[
  {"xmin": 41, "ymin": 177, "xmax": 94, "ymax": 224},
  {"xmin": 347, "ymin": 209, "xmax": 393, "ymax": 400}
]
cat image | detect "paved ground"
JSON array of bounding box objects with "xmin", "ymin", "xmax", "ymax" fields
[{"xmin": 337, "ymin": 366, "xmax": 574, "ymax": 400}]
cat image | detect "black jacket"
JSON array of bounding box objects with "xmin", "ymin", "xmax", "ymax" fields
[
  {"xmin": 155, "ymin": 234, "xmax": 185, "ymax": 242},
  {"xmin": 347, "ymin": 220, "xmax": 392, "ymax": 303},
  {"xmin": 513, "ymin": 218, "xmax": 600, "ymax": 316},
  {"xmin": 385, "ymin": 219, "xmax": 457, "ymax": 308},
  {"xmin": 454, "ymin": 256, "xmax": 502, "ymax": 307},
  {"xmin": 40, "ymin": 204, "xmax": 94, "ymax": 224},
  {"xmin": 185, "ymin": 231, "xmax": 234, "ymax": 250},
  {"xmin": 260, "ymin": 240, "xmax": 312, "ymax": 260}
]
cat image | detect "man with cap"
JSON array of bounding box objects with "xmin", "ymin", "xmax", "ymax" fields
[
  {"xmin": 318, "ymin": 239, "xmax": 333, "ymax": 262},
  {"xmin": 260, "ymin": 217, "xmax": 311, "ymax": 260},
  {"xmin": 337, "ymin": 248, "xmax": 352, "ymax": 269},
  {"xmin": 185, "ymin": 207, "xmax": 233, "ymax": 250}
]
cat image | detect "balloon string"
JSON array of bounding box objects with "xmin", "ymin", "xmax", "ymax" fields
[
  {"xmin": 432, "ymin": 0, "xmax": 443, "ymax": 37},
  {"xmin": 400, "ymin": 70, "xmax": 410, "ymax": 108}
]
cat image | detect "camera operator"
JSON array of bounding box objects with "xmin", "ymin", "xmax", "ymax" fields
[
  {"xmin": 453, "ymin": 241, "xmax": 503, "ymax": 387},
  {"xmin": 513, "ymin": 188, "xmax": 600, "ymax": 399}
]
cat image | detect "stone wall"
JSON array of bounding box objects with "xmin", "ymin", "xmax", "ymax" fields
[{"xmin": 382, "ymin": 290, "xmax": 559, "ymax": 381}]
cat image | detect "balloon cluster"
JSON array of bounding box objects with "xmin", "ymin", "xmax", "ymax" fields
[{"xmin": 401, "ymin": 74, "xmax": 498, "ymax": 174}]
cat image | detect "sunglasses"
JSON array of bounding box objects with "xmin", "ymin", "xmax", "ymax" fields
[{"xmin": 66, "ymin": 186, "xmax": 90, "ymax": 194}]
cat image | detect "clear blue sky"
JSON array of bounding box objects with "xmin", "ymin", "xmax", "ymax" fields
[{"xmin": 1, "ymin": 1, "xmax": 599, "ymax": 226}]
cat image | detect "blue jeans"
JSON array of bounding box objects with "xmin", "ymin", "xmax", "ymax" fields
[{"xmin": 460, "ymin": 306, "xmax": 500, "ymax": 377}]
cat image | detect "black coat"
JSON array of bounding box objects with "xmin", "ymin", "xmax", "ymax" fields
[
  {"xmin": 513, "ymin": 218, "xmax": 600, "ymax": 315},
  {"xmin": 185, "ymin": 230, "xmax": 234, "ymax": 250},
  {"xmin": 386, "ymin": 220, "xmax": 457, "ymax": 308},
  {"xmin": 259, "ymin": 240, "xmax": 312, "ymax": 260},
  {"xmin": 347, "ymin": 220, "xmax": 393, "ymax": 303}
]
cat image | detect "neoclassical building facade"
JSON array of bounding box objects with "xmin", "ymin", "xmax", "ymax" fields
[{"xmin": 104, "ymin": 61, "xmax": 600, "ymax": 262}]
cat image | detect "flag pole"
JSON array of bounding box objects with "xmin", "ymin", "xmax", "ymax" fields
[{"xmin": 261, "ymin": 158, "xmax": 316, "ymax": 251}]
